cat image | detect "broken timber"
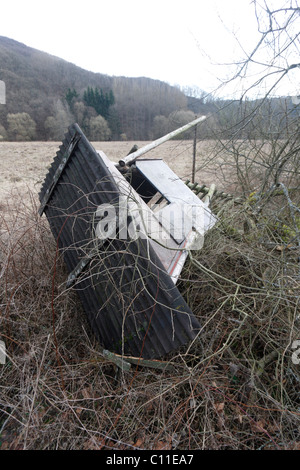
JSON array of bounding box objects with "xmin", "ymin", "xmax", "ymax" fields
[
  {"xmin": 38, "ymin": 118, "xmax": 215, "ymax": 361},
  {"xmin": 102, "ymin": 349, "xmax": 179, "ymax": 372}
]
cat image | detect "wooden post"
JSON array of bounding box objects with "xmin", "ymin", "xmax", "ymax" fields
[{"xmin": 192, "ymin": 124, "xmax": 197, "ymax": 183}]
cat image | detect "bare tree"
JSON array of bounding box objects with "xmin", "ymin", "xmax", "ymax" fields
[
  {"xmin": 198, "ymin": 1, "xmax": 300, "ymax": 195},
  {"xmin": 7, "ymin": 112, "xmax": 36, "ymax": 141},
  {"xmin": 217, "ymin": 1, "xmax": 300, "ymax": 100},
  {"xmin": 182, "ymin": 3, "xmax": 300, "ymax": 445},
  {"xmin": 89, "ymin": 115, "xmax": 111, "ymax": 141}
]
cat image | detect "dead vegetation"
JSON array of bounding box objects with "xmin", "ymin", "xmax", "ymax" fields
[
  {"xmin": 1, "ymin": 0, "xmax": 299, "ymax": 450},
  {"xmin": 0, "ymin": 137, "xmax": 299, "ymax": 450}
]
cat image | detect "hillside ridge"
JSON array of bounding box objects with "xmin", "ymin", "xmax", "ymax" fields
[{"xmin": 0, "ymin": 36, "xmax": 201, "ymax": 141}]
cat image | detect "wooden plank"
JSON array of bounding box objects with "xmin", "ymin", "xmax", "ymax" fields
[
  {"xmin": 102, "ymin": 349, "xmax": 179, "ymax": 372},
  {"xmin": 102, "ymin": 350, "xmax": 132, "ymax": 371},
  {"xmin": 108, "ymin": 352, "xmax": 178, "ymax": 371}
]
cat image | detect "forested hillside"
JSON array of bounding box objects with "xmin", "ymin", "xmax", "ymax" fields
[
  {"xmin": 0, "ymin": 36, "xmax": 297, "ymax": 143},
  {"xmin": 0, "ymin": 36, "xmax": 202, "ymax": 141}
]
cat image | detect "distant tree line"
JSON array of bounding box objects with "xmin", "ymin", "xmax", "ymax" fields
[
  {"xmin": 0, "ymin": 79, "xmax": 195, "ymax": 141},
  {"xmin": 62, "ymin": 86, "xmax": 115, "ymax": 141},
  {"xmin": 82, "ymin": 87, "xmax": 115, "ymax": 119},
  {"xmin": 0, "ymin": 36, "xmax": 298, "ymax": 143},
  {"xmin": 0, "ymin": 35, "xmax": 197, "ymax": 142},
  {"xmin": 0, "ymin": 88, "xmax": 297, "ymax": 143},
  {"xmin": 45, "ymin": 80, "xmax": 193, "ymax": 142}
]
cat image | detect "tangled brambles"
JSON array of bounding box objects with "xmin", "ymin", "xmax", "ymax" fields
[{"xmin": 0, "ymin": 185, "xmax": 300, "ymax": 450}]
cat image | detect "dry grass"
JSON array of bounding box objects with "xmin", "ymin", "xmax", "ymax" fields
[
  {"xmin": 0, "ymin": 139, "xmax": 223, "ymax": 204},
  {"xmin": 0, "ymin": 140, "xmax": 300, "ymax": 450}
]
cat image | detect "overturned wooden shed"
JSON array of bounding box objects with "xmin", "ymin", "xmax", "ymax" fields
[{"xmin": 39, "ymin": 119, "xmax": 215, "ymax": 360}]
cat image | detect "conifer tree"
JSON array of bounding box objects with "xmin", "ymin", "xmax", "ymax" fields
[
  {"xmin": 65, "ymin": 88, "xmax": 78, "ymax": 108},
  {"xmin": 83, "ymin": 87, "xmax": 115, "ymax": 119}
]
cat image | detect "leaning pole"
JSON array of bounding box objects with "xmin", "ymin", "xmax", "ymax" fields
[{"xmin": 118, "ymin": 115, "xmax": 207, "ymax": 168}]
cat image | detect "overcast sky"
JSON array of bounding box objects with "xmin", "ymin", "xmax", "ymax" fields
[{"xmin": 1, "ymin": 0, "xmax": 298, "ymax": 98}]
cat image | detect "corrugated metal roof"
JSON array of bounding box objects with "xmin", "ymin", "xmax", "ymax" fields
[{"xmin": 39, "ymin": 123, "xmax": 201, "ymax": 359}]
